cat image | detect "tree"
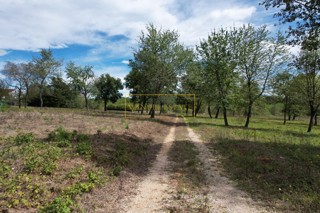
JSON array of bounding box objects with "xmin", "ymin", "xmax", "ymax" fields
[
  {"xmin": 261, "ymin": 0, "xmax": 320, "ymax": 49},
  {"xmin": 197, "ymin": 27, "xmax": 240, "ymax": 125},
  {"xmin": 238, "ymin": 25, "xmax": 289, "ymax": 128},
  {"xmin": 295, "ymin": 49, "xmax": 320, "ymax": 132},
  {"xmin": 66, "ymin": 62, "xmax": 95, "ymax": 110},
  {"xmin": 272, "ymin": 71, "xmax": 295, "ymax": 124},
  {"xmin": 2, "ymin": 62, "xmax": 34, "ymax": 108},
  {"xmin": 128, "ymin": 24, "xmax": 189, "ymax": 118},
  {"xmin": 180, "ymin": 53, "xmax": 205, "ymax": 117},
  {"xmin": 33, "ymin": 49, "xmax": 61, "ymax": 107},
  {"xmin": 95, "ymin": 74, "xmax": 123, "ymax": 111},
  {"xmin": 50, "ymin": 77, "xmax": 79, "ymax": 108}
]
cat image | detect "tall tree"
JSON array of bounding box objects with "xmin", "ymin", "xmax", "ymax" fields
[
  {"xmin": 295, "ymin": 49, "xmax": 320, "ymax": 132},
  {"xmin": 95, "ymin": 74, "xmax": 123, "ymax": 111},
  {"xmin": 261, "ymin": 0, "xmax": 320, "ymax": 49},
  {"xmin": 238, "ymin": 25, "xmax": 289, "ymax": 128},
  {"xmin": 128, "ymin": 24, "xmax": 189, "ymax": 118},
  {"xmin": 197, "ymin": 27, "xmax": 240, "ymax": 125},
  {"xmin": 66, "ymin": 62, "xmax": 94, "ymax": 110},
  {"xmin": 180, "ymin": 52, "xmax": 205, "ymax": 117},
  {"xmin": 33, "ymin": 49, "xmax": 61, "ymax": 107}
]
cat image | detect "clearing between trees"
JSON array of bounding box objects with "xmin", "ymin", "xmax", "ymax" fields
[{"xmin": 1, "ymin": 109, "xmax": 319, "ymax": 212}]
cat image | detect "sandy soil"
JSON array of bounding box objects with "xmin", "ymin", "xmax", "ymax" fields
[
  {"xmin": 120, "ymin": 116, "xmax": 270, "ymax": 213},
  {"xmin": 185, "ymin": 118, "xmax": 270, "ymax": 213},
  {"xmin": 120, "ymin": 117, "xmax": 178, "ymax": 213}
]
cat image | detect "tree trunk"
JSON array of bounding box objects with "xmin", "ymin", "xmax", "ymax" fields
[
  {"xmin": 186, "ymin": 103, "xmax": 189, "ymax": 114},
  {"xmin": 18, "ymin": 88, "xmax": 22, "ymax": 108},
  {"xmin": 195, "ymin": 99, "xmax": 202, "ymax": 117},
  {"xmin": 84, "ymin": 94, "xmax": 88, "ymax": 110},
  {"xmin": 39, "ymin": 88, "xmax": 44, "ymax": 108},
  {"xmin": 150, "ymin": 98, "xmax": 155, "ymax": 118},
  {"xmin": 215, "ymin": 107, "xmax": 220, "ymax": 119},
  {"xmin": 104, "ymin": 99, "xmax": 107, "ymax": 111},
  {"xmin": 283, "ymin": 96, "xmax": 288, "ymax": 125},
  {"xmin": 160, "ymin": 103, "xmax": 163, "ymax": 114},
  {"xmin": 307, "ymin": 105, "xmax": 316, "ymax": 132},
  {"xmin": 208, "ymin": 105, "xmax": 212, "ymax": 118},
  {"xmin": 24, "ymin": 87, "xmax": 29, "ymax": 108},
  {"xmin": 288, "ymin": 112, "xmax": 291, "ymax": 121},
  {"xmin": 293, "ymin": 114, "xmax": 296, "ymax": 120},
  {"xmin": 283, "ymin": 109, "xmax": 287, "ymax": 125},
  {"xmin": 244, "ymin": 102, "xmax": 253, "ymax": 128},
  {"xmin": 223, "ymin": 106, "xmax": 228, "ymax": 126},
  {"xmin": 314, "ymin": 112, "xmax": 318, "ymax": 126}
]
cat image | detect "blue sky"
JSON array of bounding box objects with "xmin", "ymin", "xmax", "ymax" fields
[{"xmin": 0, "ymin": 0, "xmax": 288, "ymax": 94}]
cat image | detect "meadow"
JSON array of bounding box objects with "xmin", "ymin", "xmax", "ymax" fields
[{"xmin": 186, "ymin": 115, "xmax": 320, "ymax": 212}]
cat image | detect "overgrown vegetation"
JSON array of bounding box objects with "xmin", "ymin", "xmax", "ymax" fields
[
  {"xmin": 0, "ymin": 123, "xmax": 156, "ymax": 212},
  {"xmin": 187, "ymin": 116, "xmax": 320, "ymax": 212}
]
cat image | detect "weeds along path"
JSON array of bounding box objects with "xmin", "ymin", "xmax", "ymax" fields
[
  {"xmin": 185, "ymin": 118, "xmax": 269, "ymax": 213},
  {"xmin": 122, "ymin": 117, "xmax": 178, "ymax": 213}
]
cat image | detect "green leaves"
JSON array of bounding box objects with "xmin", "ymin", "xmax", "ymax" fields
[{"xmin": 95, "ymin": 74, "xmax": 123, "ymax": 111}]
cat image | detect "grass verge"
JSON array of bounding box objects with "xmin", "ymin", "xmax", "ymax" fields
[{"xmin": 186, "ymin": 116, "xmax": 320, "ymax": 212}]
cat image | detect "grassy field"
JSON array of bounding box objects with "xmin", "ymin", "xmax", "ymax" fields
[
  {"xmin": 0, "ymin": 108, "xmax": 173, "ymax": 212},
  {"xmin": 186, "ymin": 115, "xmax": 320, "ymax": 212}
]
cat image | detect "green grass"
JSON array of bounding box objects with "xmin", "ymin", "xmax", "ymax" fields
[{"xmin": 186, "ymin": 115, "xmax": 320, "ymax": 212}]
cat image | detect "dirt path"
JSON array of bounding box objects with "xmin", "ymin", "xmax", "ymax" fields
[
  {"xmin": 185, "ymin": 118, "xmax": 269, "ymax": 213},
  {"xmin": 122, "ymin": 117, "xmax": 178, "ymax": 213}
]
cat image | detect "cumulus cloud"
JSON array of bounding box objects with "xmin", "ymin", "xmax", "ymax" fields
[{"xmin": 0, "ymin": 0, "xmax": 259, "ymax": 51}]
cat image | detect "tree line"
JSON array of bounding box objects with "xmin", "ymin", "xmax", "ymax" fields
[
  {"xmin": 1, "ymin": 49, "xmax": 123, "ymax": 111},
  {"xmin": 1, "ymin": 0, "xmax": 319, "ymax": 132},
  {"xmin": 125, "ymin": 0, "xmax": 320, "ymax": 132}
]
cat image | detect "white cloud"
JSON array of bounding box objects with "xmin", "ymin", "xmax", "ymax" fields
[
  {"xmin": 0, "ymin": 50, "xmax": 8, "ymax": 56},
  {"xmin": 0, "ymin": 0, "xmax": 259, "ymax": 51},
  {"xmin": 94, "ymin": 65, "xmax": 129, "ymax": 82},
  {"xmin": 121, "ymin": 60, "xmax": 130, "ymax": 65}
]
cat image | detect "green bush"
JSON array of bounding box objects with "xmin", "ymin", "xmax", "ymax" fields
[
  {"xmin": 48, "ymin": 127, "xmax": 72, "ymax": 142},
  {"xmin": 15, "ymin": 133, "xmax": 34, "ymax": 145},
  {"xmin": 56, "ymin": 140, "xmax": 71, "ymax": 148},
  {"xmin": 111, "ymin": 165, "xmax": 122, "ymax": 177},
  {"xmin": 41, "ymin": 196, "xmax": 74, "ymax": 213},
  {"xmin": 76, "ymin": 141, "xmax": 92, "ymax": 156}
]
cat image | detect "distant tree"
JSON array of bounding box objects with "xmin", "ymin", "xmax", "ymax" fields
[
  {"xmin": 124, "ymin": 65, "xmax": 149, "ymax": 114},
  {"xmin": 179, "ymin": 52, "xmax": 204, "ymax": 117},
  {"xmin": 66, "ymin": 62, "xmax": 94, "ymax": 110},
  {"xmin": 295, "ymin": 49, "xmax": 320, "ymax": 132},
  {"xmin": 0, "ymin": 79, "xmax": 9, "ymax": 100},
  {"xmin": 95, "ymin": 74, "xmax": 123, "ymax": 111},
  {"xmin": 33, "ymin": 49, "xmax": 62, "ymax": 107},
  {"xmin": 2, "ymin": 62, "xmax": 24, "ymax": 108},
  {"xmin": 261, "ymin": 0, "xmax": 320, "ymax": 49},
  {"xmin": 128, "ymin": 24, "xmax": 190, "ymax": 118},
  {"xmin": 272, "ymin": 71, "xmax": 295, "ymax": 124},
  {"xmin": 2, "ymin": 62, "xmax": 34, "ymax": 108},
  {"xmin": 237, "ymin": 25, "xmax": 289, "ymax": 128},
  {"xmin": 21, "ymin": 62, "xmax": 34, "ymax": 108},
  {"xmin": 50, "ymin": 77, "xmax": 78, "ymax": 108}
]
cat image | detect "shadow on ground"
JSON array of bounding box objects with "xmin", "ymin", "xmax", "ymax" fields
[
  {"xmin": 210, "ymin": 137, "xmax": 320, "ymax": 212},
  {"xmin": 89, "ymin": 132, "xmax": 162, "ymax": 176}
]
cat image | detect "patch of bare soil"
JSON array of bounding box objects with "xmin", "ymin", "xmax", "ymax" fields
[
  {"xmin": 0, "ymin": 110, "xmax": 124, "ymax": 138},
  {"xmin": 185, "ymin": 118, "xmax": 270, "ymax": 213}
]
